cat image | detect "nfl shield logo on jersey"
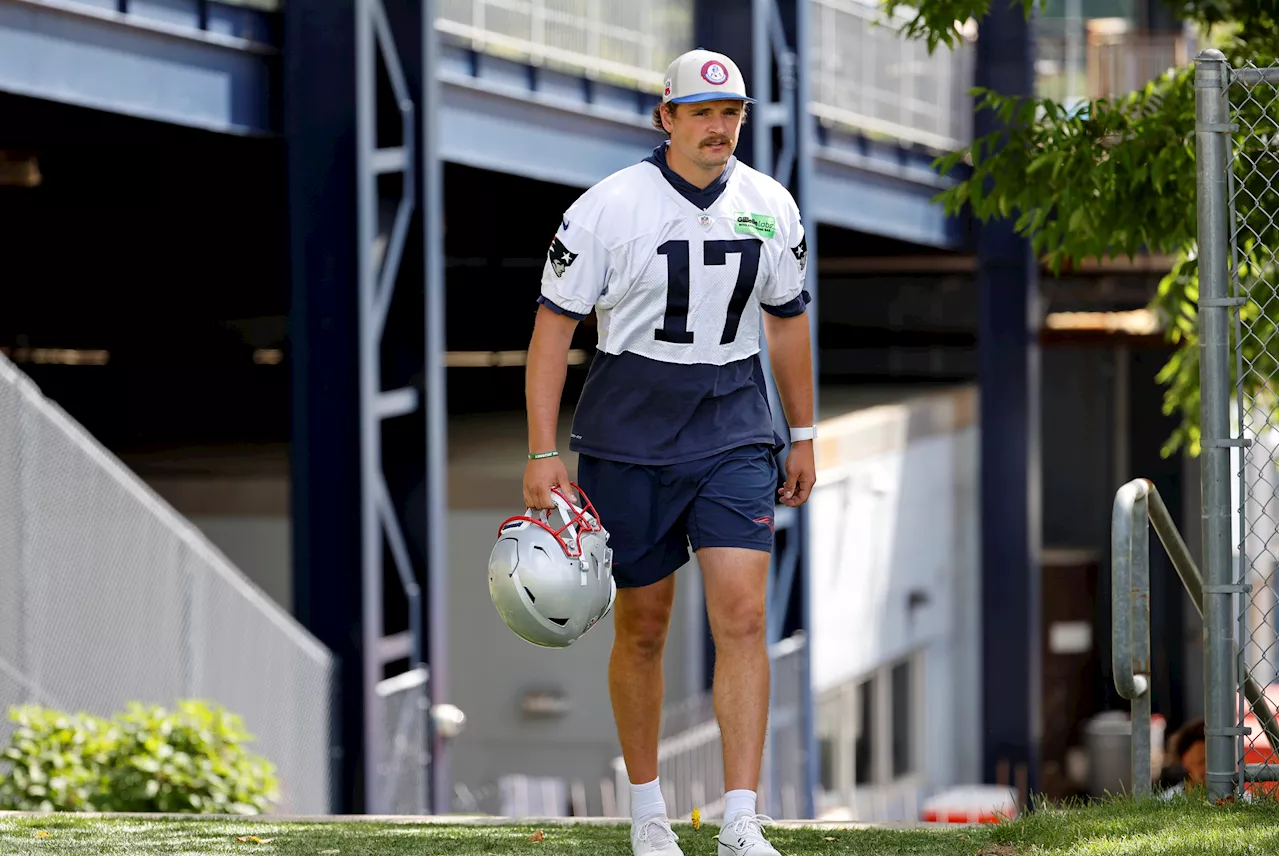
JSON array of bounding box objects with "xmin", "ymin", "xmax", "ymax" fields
[
  {"xmin": 791, "ymin": 235, "xmax": 808, "ymax": 272},
  {"xmin": 698, "ymin": 214, "xmax": 712, "ymax": 229},
  {"xmin": 547, "ymin": 235, "xmax": 578, "ymax": 278}
]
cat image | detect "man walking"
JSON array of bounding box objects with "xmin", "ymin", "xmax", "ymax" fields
[{"xmin": 522, "ymin": 47, "xmax": 816, "ymax": 856}]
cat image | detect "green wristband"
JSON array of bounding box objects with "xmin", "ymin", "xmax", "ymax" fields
[{"xmin": 528, "ymin": 450, "xmax": 559, "ymax": 460}]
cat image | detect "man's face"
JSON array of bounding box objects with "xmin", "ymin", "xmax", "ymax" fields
[
  {"xmin": 1182, "ymin": 740, "xmax": 1206, "ymax": 785},
  {"xmin": 663, "ymin": 100, "xmax": 744, "ymax": 173}
]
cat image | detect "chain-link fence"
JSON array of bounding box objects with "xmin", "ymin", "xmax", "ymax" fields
[
  {"xmin": 0, "ymin": 353, "xmax": 338, "ymax": 814},
  {"xmin": 373, "ymin": 666, "xmax": 430, "ymax": 815},
  {"xmin": 1194, "ymin": 50, "xmax": 1279, "ymax": 802}
]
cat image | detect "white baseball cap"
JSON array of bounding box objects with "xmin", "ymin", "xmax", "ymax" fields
[{"xmin": 662, "ymin": 48, "xmax": 755, "ymax": 105}]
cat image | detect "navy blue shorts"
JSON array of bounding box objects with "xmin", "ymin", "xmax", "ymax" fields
[{"xmin": 576, "ymin": 443, "xmax": 779, "ymax": 589}]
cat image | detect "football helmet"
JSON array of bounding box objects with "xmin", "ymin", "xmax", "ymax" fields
[{"xmin": 488, "ymin": 485, "xmax": 615, "ymax": 648}]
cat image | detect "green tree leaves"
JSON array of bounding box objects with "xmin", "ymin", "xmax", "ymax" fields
[{"xmin": 884, "ymin": 0, "xmax": 1277, "ymax": 456}]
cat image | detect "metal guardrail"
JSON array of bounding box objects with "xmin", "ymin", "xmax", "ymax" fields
[
  {"xmin": 435, "ymin": 0, "xmax": 692, "ymax": 93},
  {"xmin": 1111, "ymin": 478, "xmax": 1279, "ymax": 797},
  {"xmin": 809, "ymin": 0, "xmax": 974, "ymax": 150},
  {"xmin": 435, "ymin": 0, "xmax": 974, "ymax": 151}
]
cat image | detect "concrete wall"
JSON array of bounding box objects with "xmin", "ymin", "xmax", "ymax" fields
[{"xmin": 808, "ymin": 385, "xmax": 981, "ymax": 819}]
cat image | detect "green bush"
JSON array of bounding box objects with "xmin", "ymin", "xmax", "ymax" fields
[{"xmin": 0, "ymin": 700, "xmax": 278, "ymax": 814}]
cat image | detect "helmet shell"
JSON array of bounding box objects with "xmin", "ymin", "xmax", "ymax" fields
[{"xmin": 488, "ymin": 487, "xmax": 615, "ymax": 648}]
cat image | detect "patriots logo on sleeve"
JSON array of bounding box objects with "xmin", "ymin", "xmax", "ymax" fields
[
  {"xmin": 790, "ymin": 234, "xmax": 807, "ymax": 272},
  {"xmin": 548, "ymin": 235, "xmax": 578, "ymax": 278}
]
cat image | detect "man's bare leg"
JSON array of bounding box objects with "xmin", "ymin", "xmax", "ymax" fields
[
  {"xmin": 609, "ymin": 573, "xmax": 676, "ymax": 785},
  {"xmin": 610, "ymin": 575, "xmax": 682, "ymax": 854},
  {"xmin": 698, "ymin": 545, "xmax": 782, "ymax": 855},
  {"xmin": 699, "ymin": 546, "xmax": 771, "ymax": 796}
]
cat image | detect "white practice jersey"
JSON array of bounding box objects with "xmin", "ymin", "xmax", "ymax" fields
[
  {"xmin": 538, "ymin": 146, "xmax": 810, "ymax": 466},
  {"xmin": 540, "ymin": 158, "xmax": 808, "ymax": 364}
]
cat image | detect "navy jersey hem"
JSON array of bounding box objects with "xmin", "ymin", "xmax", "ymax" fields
[
  {"xmin": 537, "ymin": 295, "xmax": 588, "ymax": 321},
  {"xmin": 762, "ymin": 289, "xmax": 812, "ymax": 318},
  {"xmin": 570, "ymin": 436, "xmax": 779, "ymax": 467}
]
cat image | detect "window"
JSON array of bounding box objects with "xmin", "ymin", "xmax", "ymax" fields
[
  {"xmin": 855, "ymin": 678, "xmax": 875, "ymax": 784},
  {"xmin": 891, "ymin": 660, "xmax": 913, "ymax": 777}
]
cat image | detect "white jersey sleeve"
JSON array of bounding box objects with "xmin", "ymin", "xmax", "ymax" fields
[
  {"xmin": 539, "ymin": 190, "xmax": 617, "ymax": 319},
  {"xmin": 759, "ymin": 193, "xmax": 809, "ymax": 316}
]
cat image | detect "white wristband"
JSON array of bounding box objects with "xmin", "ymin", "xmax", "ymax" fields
[{"xmin": 789, "ymin": 426, "xmax": 816, "ymax": 442}]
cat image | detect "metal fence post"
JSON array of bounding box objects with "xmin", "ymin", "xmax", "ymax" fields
[{"xmin": 1193, "ymin": 47, "xmax": 1238, "ymax": 804}]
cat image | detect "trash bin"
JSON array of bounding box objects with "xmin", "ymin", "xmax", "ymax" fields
[{"xmin": 1082, "ymin": 711, "xmax": 1165, "ymax": 798}]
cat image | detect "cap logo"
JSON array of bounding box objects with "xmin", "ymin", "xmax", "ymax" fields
[
  {"xmin": 664, "ymin": 78, "xmax": 671, "ymax": 97},
  {"xmin": 701, "ymin": 60, "xmax": 729, "ymax": 85}
]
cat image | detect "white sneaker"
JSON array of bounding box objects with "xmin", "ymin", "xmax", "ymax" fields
[
  {"xmin": 631, "ymin": 814, "xmax": 684, "ymax": 855},
  {"xmin": 716, "ymin": 813, "xmax": 781, "ymax": 856}
]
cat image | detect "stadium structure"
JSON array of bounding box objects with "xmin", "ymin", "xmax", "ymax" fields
[{"xmin": 0, "ymin": 0, "xmax": 1204, "ymax": 822}]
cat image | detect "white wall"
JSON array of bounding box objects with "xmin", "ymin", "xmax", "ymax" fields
[
  {"xmin": 808, "ymin": 386, "xmax": 981, "ymax": 819},
  {"xmin": 185, "ymin": 516, "xmax": 292, "ymax": 613}
]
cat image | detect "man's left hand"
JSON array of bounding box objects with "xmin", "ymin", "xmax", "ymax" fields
[{"xmin": 779, "ymin": 441, "xmax": 816, "ymax": 507}]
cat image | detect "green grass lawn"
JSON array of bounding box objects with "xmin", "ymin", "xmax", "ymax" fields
[{"xmin": 0, "ymin": 794, "xmax": 1274, "ymax": 855}]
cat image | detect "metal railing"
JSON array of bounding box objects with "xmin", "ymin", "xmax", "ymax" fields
[
  {"xmin": 1111, "ymin": 478, "xmax": 1279, "ymax": 797},
  {"xmin": 434, "ymin": 0, "xmax": 974, "ymax": 152},
  {"xmin": 809, "ymin": 0, "xmax": 975, "ymax": 151},
  {"xmin": 435, "ymin": 0, "xmax": 693, "ymax": 93},
  {"xmin": 0, "ymin": 353, "xmax": 338, "ymax": 814},
  {"xmin": 610, "ymin": 633, "xmax": 808, "ymax": 821}
]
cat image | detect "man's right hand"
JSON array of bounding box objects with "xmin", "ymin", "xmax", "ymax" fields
[{"xmin": 523, "ymin": 455, "xmax": 575, "ymax": 510}]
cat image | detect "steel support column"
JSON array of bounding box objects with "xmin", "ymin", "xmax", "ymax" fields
[
  {"xmin": 285, "ymin": 0, "xmax": 362, "ymax": 814},
  {"xmin": 356, "ymin": 0, "xmax": 425, "ymax": 816},
  {"xmin": 974, "ymin": 2, "xmax": 1043, "ymax": 798},
  {"xmin": 694, "ymin": 0, "xmax": 819, "ymax": 820},
  {"xmin": 288, "ymin": 0, "xmax": 447, "ymax": 815}
]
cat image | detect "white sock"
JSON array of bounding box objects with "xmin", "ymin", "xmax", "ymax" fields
[
  {"xmin": 630, "ymin": 776, "xmax": 666, "ymax": 824},
  {"xmin": 722, "ymin": 788, "xmax": 756, "ymax": 825}
]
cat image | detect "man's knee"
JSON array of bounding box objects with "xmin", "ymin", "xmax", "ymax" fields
[
  {"xmin": 713, "ymin": 596, "xmax": 765, "ymax": 645},
  {"xmin": 613, "ymin": 577, "xmax": 676, "ymax": 659},
  {"xmin": 699, "ymin": 547, "xmax": 768, "ymax": 645}
]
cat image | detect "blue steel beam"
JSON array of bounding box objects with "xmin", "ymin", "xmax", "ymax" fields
[
  {"xmin": 284, "ymin": 0, "xmax": 362, "ymax": 814},
  {"xmin": 975, "ymin": 1, "xmax": 1043, "ymax": 798},
  {"xmin": 0, "ymin": 0, "xmax": 277, "ymax": 135},
  {"xmin": 436, "ymin": 42, "xmax": 655, "ymax": 189},
  {"xmin": 811, "ymin": 133, "xmax": 966, "ymax": 250}
]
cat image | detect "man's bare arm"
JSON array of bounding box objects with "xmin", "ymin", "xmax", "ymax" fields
[
  {"xmin": 526, "ymin": 304, "xmax": 580, "ymax": 453},
  {"xmin": 763, "ymin": 310, "xmax": 816, "ymax": 506},
  {"xmin": 523, "ymin": 304, "xmax": 581, "ymax": 509},
  {"xmin": 762, "ymin": 312, "xmax": 814, "ymax": 429}
]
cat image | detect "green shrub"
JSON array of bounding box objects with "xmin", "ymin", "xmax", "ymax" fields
[
  {"xmin": 0, "ymin": 706, "xmax": 117, "ymax": 811},
  {"xmin": 0, "ymin": 700, "xmax": 278, "ymax": 814}
]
